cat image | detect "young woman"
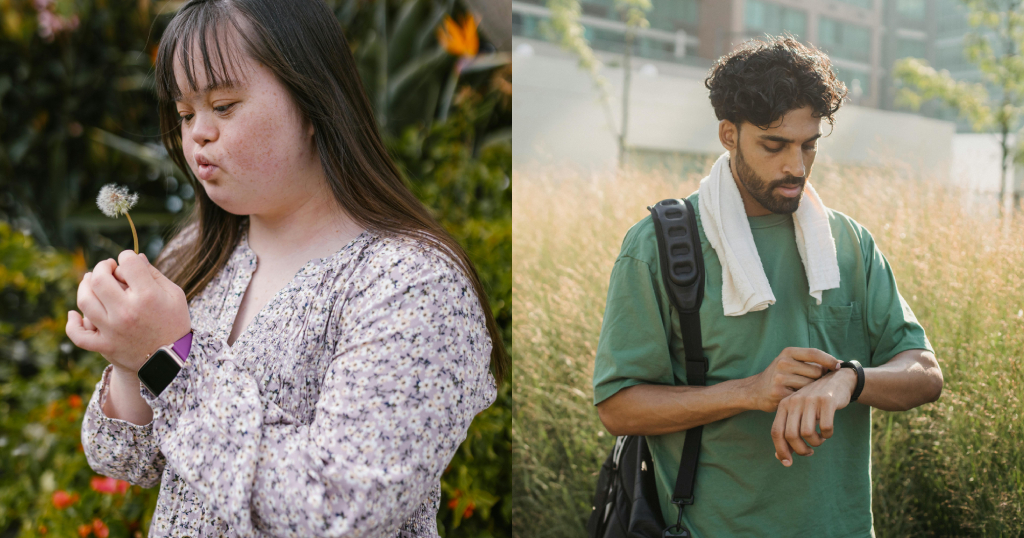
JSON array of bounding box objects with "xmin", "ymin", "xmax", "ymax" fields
[{"xmin": 66, "ymin": 0, "xmax": 508, "ymax": 536}]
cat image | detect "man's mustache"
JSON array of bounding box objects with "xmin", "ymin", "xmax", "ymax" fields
[{"xmin": 769, "ymin": 177, "xmax": 805, "ymax": 189}]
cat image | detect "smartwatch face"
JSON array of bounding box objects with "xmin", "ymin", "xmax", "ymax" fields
[{"xmin": 137, "ymin": 348, "xmax": 183, "ymax": 397}]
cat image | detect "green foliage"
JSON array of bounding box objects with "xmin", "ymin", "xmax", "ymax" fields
[
  {"xmin": 0, "ymin": 221, "xmax": 161, "ymax": 537},
  {"xmin": 893, "ymin": 0, "xmax": 1024, "ymax": 208},
  {"xmin": 0, "ymin": 0, "xmax": 174, "ymax": 258},
  {"xmin": 892, "ymin": 57, "xmax": 992, "ymax": 131}
]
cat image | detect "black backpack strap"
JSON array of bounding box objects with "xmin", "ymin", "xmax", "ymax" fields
[{"xmin": 647, "ymin": 198, "xmax": 706, "ymax": 538}]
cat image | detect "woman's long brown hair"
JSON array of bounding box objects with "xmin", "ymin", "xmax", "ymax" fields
[{"xmin": 151, "ymin": 0, "xmax": 508, "ymax": 384}]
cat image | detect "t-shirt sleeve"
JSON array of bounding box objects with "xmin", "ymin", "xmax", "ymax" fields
[
  {"xmin": 860, "ymin": 228, "xmax": 933, "ymax": 367},
  {"xmin": 592, "ymin": 253, "xmax": 676, "ymax": 406}
]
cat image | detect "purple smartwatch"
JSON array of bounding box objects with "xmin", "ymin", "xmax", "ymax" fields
[{"xmin": 137, "ymin": 330, "xmax": 193, "ymax": 397}]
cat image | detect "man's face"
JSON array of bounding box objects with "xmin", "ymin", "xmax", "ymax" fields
[{"xmin": 726, "ymin": 106, "xmax": 823, "ymax": 215}]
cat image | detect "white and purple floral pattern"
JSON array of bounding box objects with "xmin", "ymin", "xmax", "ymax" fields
[{"xmin": 80, "ymin": 222, "xmax": 498, "ymax": 537}]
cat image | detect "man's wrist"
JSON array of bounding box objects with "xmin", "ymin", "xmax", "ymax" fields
[{"xmin": 835, "ymin": 367, "xmax": 858, "ymax": 399}]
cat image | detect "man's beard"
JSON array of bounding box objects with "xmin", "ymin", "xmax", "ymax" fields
[{"xmin": 733, "ymin": 144, "xmax": 805, "ymax": 214}]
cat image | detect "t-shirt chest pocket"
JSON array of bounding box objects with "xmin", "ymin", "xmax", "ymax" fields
[{"xmin": 807, "ymin": 302, "xmax": 871, "ymax": 364}]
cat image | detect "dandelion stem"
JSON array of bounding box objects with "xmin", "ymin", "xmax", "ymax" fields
[{"xmin": 124, "ymin": 212, "xmax": 139, "ymax": 254}]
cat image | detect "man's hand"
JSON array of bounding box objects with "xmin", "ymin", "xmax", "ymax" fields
[
  {"xmin": 771, "ymin": 367, "xmax": 857, "ymax": 467},
  {"xmin": 746, "ymin": 347, "xmax": 842, "ymax": 413}
]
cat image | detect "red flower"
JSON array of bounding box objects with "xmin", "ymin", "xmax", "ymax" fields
[
  {"xmin": 463, "ymin": 501, "xmax": 475, "ymax": 519},
  {"xmin": 77, "ymin": 523, "xmax": 91, "ymax": 537},
  {"xmin": 68, "ymin": 394, "xmax": 83, "ymax": 408},
  {"xmin": 52, "ymin": 490, "xmax": 80, "ymax": 510},
  {"xmin": 37, "ymin": 524, "xmax": 47, "ymax": 535},
  {"xmin": 90, "ymin": 476, "xmax": 129, "ymax": 494},
  {"xmin": 92, "ymin": 518, "xmax": 109, "ymax": 538},
  {"xmin": 447, "ymin": 488, "xmax": 461, "ymax": 509}
]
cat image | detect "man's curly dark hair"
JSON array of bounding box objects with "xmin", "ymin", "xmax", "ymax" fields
[{"xmin": 705, "ymin": 35, "xmax": 848, "ymax": 130}]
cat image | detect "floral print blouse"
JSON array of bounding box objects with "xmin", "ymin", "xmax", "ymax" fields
[{"xmin": 80, "ymin": 221, "xmax": 498, "ymax": 537}]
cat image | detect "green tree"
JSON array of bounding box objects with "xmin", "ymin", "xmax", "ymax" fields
[
  {"xmin": 545, "ymin": 0, "xmax": 651, "ymax": 167},
  {"xmin": 893, "ymin": 0, "xmax": 1024, "ymax": 219}
]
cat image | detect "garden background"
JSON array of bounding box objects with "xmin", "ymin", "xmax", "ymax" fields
[{"xmin": 0, "ymin": 0, "xmax": 511, "ymax": 537}]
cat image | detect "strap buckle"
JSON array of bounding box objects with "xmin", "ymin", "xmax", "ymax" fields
[{"xmin": 663, "ymin": 501, "xmax": 692, "ymax": 537}]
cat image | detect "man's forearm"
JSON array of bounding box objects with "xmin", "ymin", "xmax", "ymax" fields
[
  {"xmin": 597, "ymin": 378, "xmax": 756, "ymax": 436},
  {"xmin": 852, "ymin": 349, "xmax": 943, "ymax": 411}
]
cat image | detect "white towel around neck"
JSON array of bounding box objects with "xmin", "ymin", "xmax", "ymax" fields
[{"xmin": 697, "ymin": 152, "xmax": 840, "ymax": 316}]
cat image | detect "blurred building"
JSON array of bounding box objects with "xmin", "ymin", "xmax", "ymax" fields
[
  {"xmin": 513, "ymin": 0, "xmax": 977, "ymax": 113},
  {"xmin": 512, "ymin": 0, "xmax": 1020, "ymax": 213}
]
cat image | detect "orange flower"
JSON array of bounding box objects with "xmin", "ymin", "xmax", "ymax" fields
[
  {"xmin": 52, "ymin": 490, "xmax": 80, "ymax": 510},
  {"xmin": 90, "ymin": 476, "xmax": 129, "ymax": 494},
  {"xmin": 37, "ymin": 524, "xmax": 47, "ymax": 535},
  {"xmin": 45, "ymin": 401, "xmax": 62, "ymax": 420},
  {"xmin": 77, "ymin": 523, "xmax": 91, "ymax": 537},
  {"xmin": 436, "ymin": 14, "xmax": 478, "ymax": 58},
  {"xmin": 71, "ymin": 246, "xmax": 87, "ymax": 279},
  {"xmin": 92, "ymin": 518, "xmax": 109, "ymax": 538},
  {"xmin": 446, "ymin": 487, "xmax": 461, "ymax": 509},
  {"xmin": 68, "ymin": 394, "xmax": 83, "ymax": 409},
  {"xmin": 463, "ymin": 501, "xmax": 475, "ymax": 519}
]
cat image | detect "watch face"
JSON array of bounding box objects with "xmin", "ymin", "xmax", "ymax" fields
[{"xmin": 137, "ymin": 348, "xmax": 182, "ymax": 397}]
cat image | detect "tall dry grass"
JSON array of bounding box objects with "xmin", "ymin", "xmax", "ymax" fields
[{"xmin": 511, "ymin": 161, "xmax": 1024, "ymax": 537}]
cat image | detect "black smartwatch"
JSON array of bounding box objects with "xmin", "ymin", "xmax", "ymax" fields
[
  {"xmin": 839, "ymin": 360, "xmax": 865, "ymax": 402},
  {"xmin": 137, "ymin": 331, "xmax": 193, "ymax": 397}
]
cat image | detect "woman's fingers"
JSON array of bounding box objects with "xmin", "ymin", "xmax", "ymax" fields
[
  {"xmin": 66, "ymin": 310, "xmax": 102, "ymax": 352},
  {"xmin": 83, "ymin": 316, "xmax": 96, "ymax": 331},
  {"xmin": 90, "ymin": 259, "xmax": 127, "ymax": 306},
  {"xmin": 77, "ymin": 273, "xmax": 108, "ymax": 323}
]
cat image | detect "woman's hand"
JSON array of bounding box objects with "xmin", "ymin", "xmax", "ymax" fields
[{"xmin": 66, "ymin": 249, "xmax": 191, "ymax": 374}]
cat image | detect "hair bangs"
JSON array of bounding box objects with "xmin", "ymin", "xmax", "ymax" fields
[{"xmin": 155, "ymin": 1, "xmax": 249, "ymax": 105}]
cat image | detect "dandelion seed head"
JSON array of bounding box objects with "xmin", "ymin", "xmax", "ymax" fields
[{"xmin": 96, "ymin": 184, "xmax": 138, "ymax": 218}]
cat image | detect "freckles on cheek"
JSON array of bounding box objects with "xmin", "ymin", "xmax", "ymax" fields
[{"xmin": 232, "ymin": 114, "xmax": 293, "ymax": 177}]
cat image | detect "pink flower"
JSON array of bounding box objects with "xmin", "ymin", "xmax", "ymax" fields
[
  {"xmin": 90, "ymin": 476, "xmax": 129, "ymax": 494},
  {"xmin": 52, "ymin": 490, "xmax": 79, "ymax": 509}
]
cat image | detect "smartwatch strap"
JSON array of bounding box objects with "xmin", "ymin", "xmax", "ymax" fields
[
  {"xmin": 170, "ymin": 330, "xmax": 193, "ymax": 363},
  {"xmin": 840, "ymin": 360, "xmax": 865, "ymax": 402}
]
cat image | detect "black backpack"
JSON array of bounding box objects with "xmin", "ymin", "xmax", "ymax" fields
[{"xmin": 587, "ymin": 198, "xmax": 707, "ymax": 538}]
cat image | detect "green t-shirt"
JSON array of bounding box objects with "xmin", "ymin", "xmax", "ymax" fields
[{"xmin": 593, "ymin": 192, "xmax": 932, "ymax": 538}]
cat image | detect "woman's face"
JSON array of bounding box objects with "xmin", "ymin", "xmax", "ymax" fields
[{"xmin": 172, "ymin": 35, "xmax": 324, "ymax": 219}]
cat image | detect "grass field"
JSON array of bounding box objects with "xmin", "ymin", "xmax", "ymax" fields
[{"xmin": 510, "ymin": 161, "xmax": 1024, "ymax": 537}]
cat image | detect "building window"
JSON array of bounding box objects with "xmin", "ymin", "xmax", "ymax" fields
[
  {"xmin": 744, "ymin": 0, "xmax": 808, "ymax": 39},
  {"xmin": 648, "ymin": 0, "xmax": 699, "ymax": 32},
  {"xmin": 934, "ymin": 41, "xmax": 972, "ymax": 72},
  {"xmin": 835, "ymin": 0, "xmax": 874, "ymax": 9},
  {"xmin": 833, "ymin": 66, "xmax": 871, "ymax": 100},
  {"xmin": 818, "ymin": 17, "xmax": 872, "ymax": 63},
  {"xmin": 936, "ymin": 0, "xmax": 970, "ymax": 37},
  {"xmin": 894, "ymin": 0, "xmax": 926, "ymax": 30},
  {"xmin": 895, "ymin": 37, "xmax": 927, "ymax": 59}
]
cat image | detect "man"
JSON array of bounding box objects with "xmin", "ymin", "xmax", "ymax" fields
[{"xmin": 592, "ymin": 36, "xmax": 943, "ymax": 537}]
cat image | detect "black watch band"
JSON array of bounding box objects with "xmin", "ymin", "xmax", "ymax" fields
[{"xmin": 839, "ymin": 360, "xmax": 865, "ymax": 402}]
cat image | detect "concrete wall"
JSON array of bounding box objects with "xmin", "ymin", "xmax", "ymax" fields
[{"xmin": 513, "ymin": 37, "xmax": 956, "ymax": 182}]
